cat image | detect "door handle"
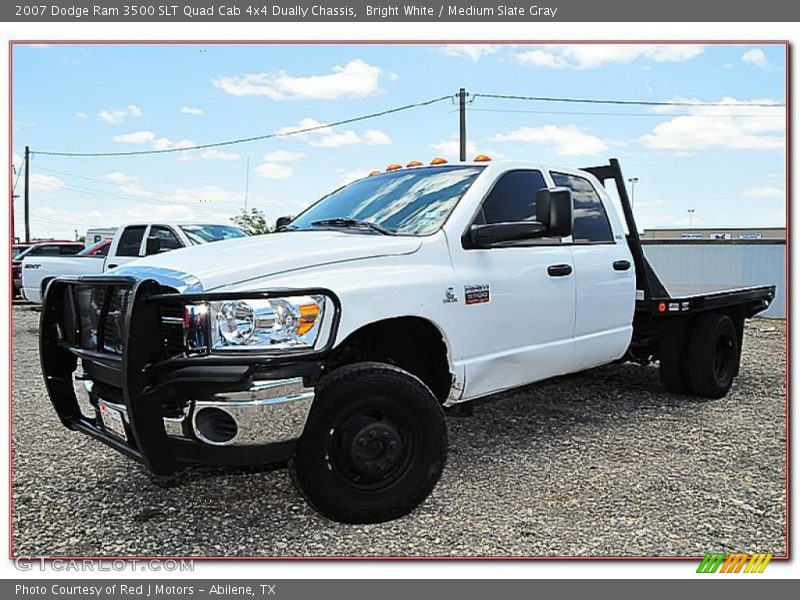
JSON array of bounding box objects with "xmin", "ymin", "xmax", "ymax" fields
[
  {"xmin": 547, "ymin": 264, "xmax": 573, "ymax": 277},
  {"xmin": 613, "ymin": 260, "xmax": 631, "ymax": 271}
]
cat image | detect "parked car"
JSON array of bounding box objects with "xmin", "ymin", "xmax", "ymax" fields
[
  {"xmin": 21, "ymin": 222, "xmax": 245, "ymax": 304},
  {"xmin": 12, "ymin": 240, "xmax": 84, "ymax": 297},
  {"xmin": 40, "ymin": 158, "xmax": 774, "ymax": 524}
]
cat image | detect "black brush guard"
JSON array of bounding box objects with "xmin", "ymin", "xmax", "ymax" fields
[{"xmin": 40, "ymin": 275, "xmax": 338, "ymax": 476}]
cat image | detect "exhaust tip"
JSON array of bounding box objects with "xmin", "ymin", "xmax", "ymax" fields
[{"xmin": 193, "ymin": 407, "xmax": 238, "ymax": 445}]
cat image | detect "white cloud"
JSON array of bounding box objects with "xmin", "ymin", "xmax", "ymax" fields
[
  {"xmin": 212, "ymin": 58, "xmax": 383, "ymax": 100},
  {"xmin": 441, "ymin": 45, "xmax": 499, "ymax": 62},
  {"xmin": 308, "ymin": 130, "xmax": 362, "ymax": 148},
  {"xmin": 742, "ymin": 186, "xmax": 784, "ymax": 199},
  {"xmin": 29, "ymin": 173, "xmax": 66, "ymax": 192},
  {"xmin": 103, "ymin": 171, "xmax": 137, "ymax": 183},
  {"xmin": 639, "ymin": 97, "xmax": 784, "ymax": 151},
  {"xmin": 180, "ymin": 106, "xmax": 203, "ymax": 115},
  {"xmin": 742, "ymin": 48, "xmax": 769, "ymax": 69},
  {"xmin": 114, "ymin": 130, "xmax": 156, "ymax": 144},
  {"xmin": 430, "ymin": 136, "xmax": 478, "ymax": 159},
  {"xmin": 153, "ymin": 137, "xmax": 194, "ymax": 151},
  {"xmin": 118, "ymin": 184, "xmax": 153, "ymax": 197},
  {"xmin": 262, "ymin": 150, "xmax": 307, "ymax": 162},
  {"xmin": 363, "ymin": 129, "xmax": 392, "ymax": 145},
  {"xmin": 74, "ymin": 112, "xmax": 87, "ymax": 120},
  {"xmin": 98, "ymin": 104, "xmax": 142, "ymax": 124},
  {"xmin": 275, "ymin": 117, "xmax": 391, "ymax": 149},
  {"xmin": 254, "ymin": 162, "xmax": 294, "ymax": 180},
  {"xmin": 516, "ymin": 44, "xmax": 705, "ymax": 69},
  {"xmin": 274, "ymin": 117, "xmax": 332, "ymax": 139},
  {"xmin": 489, "ymin": 124, "xmax": 610, "ymax": 156},
  {"xmin": 254, "ymin": 149, "xmax": 307, "ymax": 180}
]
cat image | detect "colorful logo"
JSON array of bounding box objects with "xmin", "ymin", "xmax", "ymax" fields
[{"xmin": 697, "ymin": 552, "xmax": 773, "ymax": 573}]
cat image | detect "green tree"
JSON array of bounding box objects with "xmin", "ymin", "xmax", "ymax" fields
[{"xmin": 232, "ymin": 208, "xmax": 270, "ymax": 235}]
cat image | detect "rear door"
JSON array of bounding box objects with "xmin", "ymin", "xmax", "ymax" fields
[
  {"xmin": 550, "ymin": 171, "xmax": 635, "ymax": 369},
  {"xmin": 449, "ymin": 169, "xmax": 577, "ymax": 400}
]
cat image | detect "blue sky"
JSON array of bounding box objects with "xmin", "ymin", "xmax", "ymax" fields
[{"xmin": 12, "ymin": 43, "xmax": 786, "ymax": 240}]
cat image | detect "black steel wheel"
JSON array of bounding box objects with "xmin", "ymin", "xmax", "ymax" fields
[
  {"xmin": 289, "ymin": 362, "xmax": 447, "ymax": 524},
  {"xmin": 687, "ymin": 313, "xmax": 740, "ymax": 399}
]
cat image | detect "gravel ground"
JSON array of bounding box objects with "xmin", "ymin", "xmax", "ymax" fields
[{"xmin": 12, "ymin": 304, "xmax": 786, "ymax": 557}]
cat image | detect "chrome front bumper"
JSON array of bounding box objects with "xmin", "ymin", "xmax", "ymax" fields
[{"xmin": 75, "ymin": 377, "xmax": 314, "ymax": 448}]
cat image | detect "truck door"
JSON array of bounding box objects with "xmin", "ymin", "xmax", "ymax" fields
[
  {"xmin": 449, "ymin": 169, "xmax": 576, "ymax": 400},
  {"xmin": 105, "ymin": 225, "xmax": 147, "ymax": 270},
  {"xmin": 550, "ymin": 171, "xmax": 635, "ymax": 370}
]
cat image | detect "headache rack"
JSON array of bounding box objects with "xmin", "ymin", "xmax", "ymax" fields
[{"xmin": 581, "ymin": 159, "xmax": 775, "ymax": 319}]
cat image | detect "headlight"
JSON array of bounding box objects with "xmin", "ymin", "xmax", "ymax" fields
[{"xmin": 186, "ymin": 294, "xmax": 331, "ymax": 353}]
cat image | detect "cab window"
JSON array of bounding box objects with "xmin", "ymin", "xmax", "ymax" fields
[
  {"xmin": 116, "ymin": 226, "xmax": 147, "ymax": 257},
  {"xmin": 550, "ymin": 172, "xmax": 614, "ymax": 243},
  {"xmin": 149, "ymin": 226, "xmax": 183, "ymax": 253},
  {"xmin": 474, "ymin": 170, "xmax": 548, "ymax": 224}
]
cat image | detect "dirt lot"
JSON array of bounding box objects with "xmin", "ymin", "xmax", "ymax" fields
[{"xmin": 11, "ymin": 304, "xmax": 787, "ymax": 557}]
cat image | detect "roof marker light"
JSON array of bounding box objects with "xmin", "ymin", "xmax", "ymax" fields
[
  {"xmin": 386, "ymin": 164, "xmax": 403, "ymax": 171},
  {"xmin": 430, "ymin": 157, "xmax": 448, "ymax": 165},
  {"xmin": 368, "ymin": 170, "xmax": 382, "ymax": 176},
  {"xmin": 406, "ymin": 160, "xmax": 423, "ymax": 167},
  {"xmin": 473, "ymin": 154, "xmax": 492, "ymax": 162}
]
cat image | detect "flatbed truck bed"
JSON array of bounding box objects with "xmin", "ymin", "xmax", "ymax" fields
[{"xmin": 583, "ymin": 159, "xmax": 775, "ymax": 396}]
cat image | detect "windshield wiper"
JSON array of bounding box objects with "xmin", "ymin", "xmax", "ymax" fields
[{"xmin": 309, "ymin": 218, "xmax": 394, "ymax": 236}]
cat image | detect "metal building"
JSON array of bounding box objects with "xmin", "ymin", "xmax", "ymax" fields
[{"xmin": 641, "ymin": 229, "xmax": 786, "ymax": 318}]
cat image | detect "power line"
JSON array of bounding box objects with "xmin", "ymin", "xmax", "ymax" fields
[
  {"xmin": 464, "ymin": 107, "xmax": 783, "ymax": 118},
  {"xmin": 472, "ymin": 92, "xmax": 785, "ymax": 108},
  {"xmin": 31, "ymin": 94, "xmax": 454, "ymax": 158}
]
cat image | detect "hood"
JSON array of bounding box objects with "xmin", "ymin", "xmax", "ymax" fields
[{"xmin": 111, "ymin": 230, "xmax": 422, "ymax": 291}]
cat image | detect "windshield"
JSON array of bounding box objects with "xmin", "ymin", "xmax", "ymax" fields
[
  {"xmin": 289, "ymin": 165, "xmax": 485, "ymax": 236},
  {"xmin": 181, "ymin": 224, "xmax": 247, "ymax": 245}
]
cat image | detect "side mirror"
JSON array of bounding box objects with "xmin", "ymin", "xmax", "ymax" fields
[
  {"xmin": 145, "ymin": 235, "xmax": 161, "ymax": 256},
  {"xmin": 275, "ymin": 216, "xmax": 293, "ymax": 230},
  {"xmin": 536, "ymin": 187, "xmax": 573, "ymax": 238},
  {"xmin": 468, "ymin": 221, "xmax": 547, "ymax": 248}
]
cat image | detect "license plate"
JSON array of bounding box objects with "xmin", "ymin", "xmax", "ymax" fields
[{"xmin": 99, "ymin": 401, "xmax": 127, "ymax": 441}]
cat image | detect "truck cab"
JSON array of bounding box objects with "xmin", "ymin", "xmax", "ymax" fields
[
  {"xmin": 39, "ymin": 158, "xmax": 774, "ymax": 525},
  {"xmin": 21, "ymin": 222, "xmax": 246, "ymax": 304}
]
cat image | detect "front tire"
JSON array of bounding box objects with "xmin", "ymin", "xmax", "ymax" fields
[{"xmin": 289, "ymin": 362, "xmax": 448, "ymax": 524}]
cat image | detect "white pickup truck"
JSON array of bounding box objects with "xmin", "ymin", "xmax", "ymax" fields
[
  {"xmin": 22, "ymin": 222, "xmax": 246, "ymax": 304},
  {"xmin": 40, "ymin": 158, "xmax": 774, "ymax": 524}
]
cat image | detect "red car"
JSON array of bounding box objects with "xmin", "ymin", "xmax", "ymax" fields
[{"xmin": 12, "ymin": 240, "xmax": 85, "ymax": 297}]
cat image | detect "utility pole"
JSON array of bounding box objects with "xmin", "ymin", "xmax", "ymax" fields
[
  {"xmin": 23, "ymin": 146, "xmax": 30, "ymax": 243},
  {"xmin": 244, "ymin": 156, "xmax": 250, "ymax": 211},
  {"xmin": 458, "ymin": 88, "xmax": 467, "ymax": 162}
]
